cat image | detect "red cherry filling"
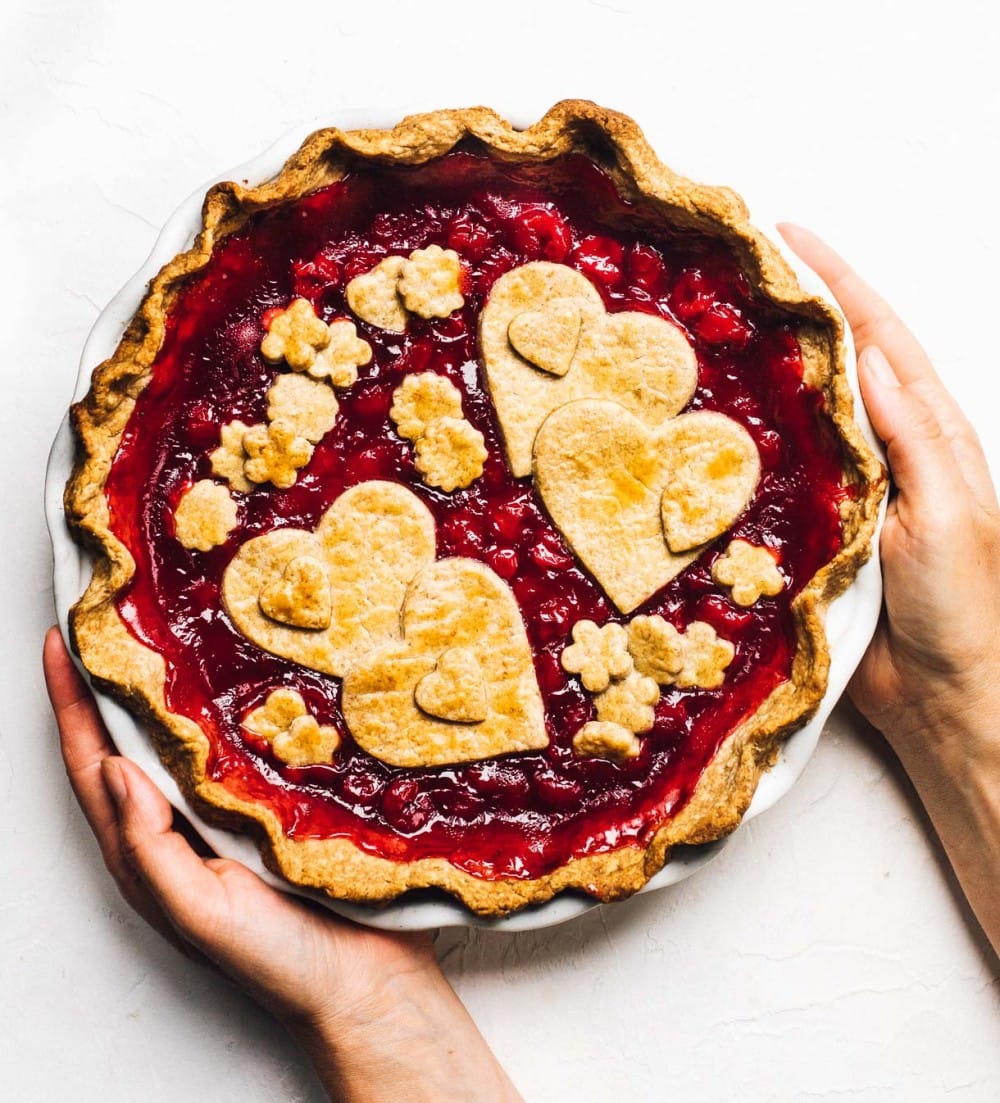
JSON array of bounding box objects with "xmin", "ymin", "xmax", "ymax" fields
[{"xmin": 104, "ymin": 152, "xmax": 847, "ymax": 881}]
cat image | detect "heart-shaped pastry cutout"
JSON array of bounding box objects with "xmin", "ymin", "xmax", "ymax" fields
[
  {"xmin": 534, "ymin": 400, "xmax": 760, "ymax": 613},
  {"xmin": 259, "ymin": 555, "xmax": 332, "ymax": 629},
  {"xmin": 480, "ymin": 262, "xmax": 698, "ymax": 476},
  {"xmin": 415, "ymin": 647, "xmax": 489, "ymax": 723},
  {"xmin": 222, "ymin": 481, "xmax": 435, "ymax": 677},
  {"xmin": 507, "ymin": 298, "xmax": 582, "ymax": 377},
  {"xmin": 342, "ymin": 559, "xmax": 547, "ymax": 767}
]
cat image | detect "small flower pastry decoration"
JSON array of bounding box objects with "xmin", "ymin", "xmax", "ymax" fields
[
  {"xmin": 414, "ymin": 418, "xmax": 488, "ymax": 493},
  {"xmin": 266, "ymin": 374, "xmax": 339, "ymax": 444},
  {"xmin": 560, "ymin": 620, "xmax": 632, "ymax": 692},
  {"xmin": 261, "ymin": 298, "xmax": 371, "ymax": 383},
  {"xmin": 390, "ymin": 372, "xmax": 486, "ymax": 491},
  {"xmin": 346, "ymin": 245, "xmax": 465, "ymax": 331},
  {"xmin": 626, "ymin": 615, "xmax": 683, "ymax": 684},
  {"xmin": 173, "ymin": 480, "xmax": 238, "ymax": 551},
  {"xmin": 390, "ymin": 372, "xmax": 464, "ymax": 441},
  {"xmin": 593, "ymin": 670, "xmax": 660, "ymax": 734},
  {"xmin": 397, "ymin": 245, "xmax": 465, "ymax": 318},
  {"xmin": 243, "ymin": 419, "xmax": 314, "ymax": 489},
  {"xmin": 674, "ymin": 622, "xmax": 734, "ymax": 689},
  {"xmin": 572, "ymin": 721, "xmax": 641, "ymax": 763},
  {"xmin": 210, "ymin": 420, "xmax": 255, "ymax": 493},
  {"xmin": 711, "ymin": 539, "xmax": 785, "ymax": 606},
  {"xmin": 244, "ymin": 687, "xmax": 341, "ymax": 768}
]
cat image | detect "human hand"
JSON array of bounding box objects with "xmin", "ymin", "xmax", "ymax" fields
[
  {"xmin": 43, "ymin": 626, "xmax": 522, "ymax": 1103},
  {"xmin": 780, "ymin": 226, "xmax": 1000, "ymax": 954},
  {"xmin": 778, "ymin": 225, "xmax": 1000, "ymax": 764}
]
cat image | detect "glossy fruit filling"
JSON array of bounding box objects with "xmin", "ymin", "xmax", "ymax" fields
[{"xmin": 105, "ymin": 151, "xmax": 848, "ymax": 880}]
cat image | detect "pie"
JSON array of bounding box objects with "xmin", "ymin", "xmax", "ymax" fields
[{"xmin": 66, "ymin": 102, "xmax": 885, "ymax": 917}]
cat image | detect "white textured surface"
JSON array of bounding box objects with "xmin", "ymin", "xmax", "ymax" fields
[{"xmin": 4, "ymin": 0, "xmax": 1000, "ymax": 1099}]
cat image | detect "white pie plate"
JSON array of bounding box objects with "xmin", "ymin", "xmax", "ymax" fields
[{"xmin": 45, "ymin": 107, "xmax": 885, "ymax": 931}]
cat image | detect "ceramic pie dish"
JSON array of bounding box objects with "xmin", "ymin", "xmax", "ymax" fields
[{"xmin": 51, "ymin": 102, "xmax": 886, "ymax": 926}]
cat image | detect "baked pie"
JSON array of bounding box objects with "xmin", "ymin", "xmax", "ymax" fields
[{"xmin": 66, "ymin": 102, "xmax": 884, "ymax": 916}]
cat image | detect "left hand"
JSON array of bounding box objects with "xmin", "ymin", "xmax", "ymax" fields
[{"xmin": 43, "ymin": 626, "xmax": 523, "ymax": 1102}]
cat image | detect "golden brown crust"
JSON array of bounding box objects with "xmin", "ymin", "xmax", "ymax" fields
[{"xmin": 66, "ymin": 101, "xmax": 886, "ymax": 917}]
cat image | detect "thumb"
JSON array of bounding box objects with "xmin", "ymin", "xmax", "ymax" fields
[
  {"xmin": 857, "ymin": 345, "xmax": 970, "ymax": 525},
  {"xmin": 102, "ymin": 757, "xmax": 227, "ymax": 943}
]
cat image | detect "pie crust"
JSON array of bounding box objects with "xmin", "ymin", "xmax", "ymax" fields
[{"xmin": 66, "ymin": 101, "xmax": 885, "ymax": 916}]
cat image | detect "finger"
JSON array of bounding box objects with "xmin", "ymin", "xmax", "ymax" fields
[
  {"xmin": 858, "ymin": 346, "xmax": 972, "ymax": 528},
  {"xmin": 43, "ymin": 627, "xmax": 122, "ymax": 857},
  {"xmin": 778, "ymin": 224, "xmax": 997, "ymax": 509},
  {"xmin": 103, "ymin": 756, "xmax": 231, "ymax": 947}
]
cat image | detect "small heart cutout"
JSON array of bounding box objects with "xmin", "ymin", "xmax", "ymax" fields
[
  {"xmin": 259, "ymin": 555, "xmax": 332, "ymax": 629},
  {"xmin": 534, "ymin": 400, "xmax": 760, "ymax": 613},
  {"xmin": 222, "ymin": 481, "xmax": 435, "ymax": 677},
  {"xmin": 415, "ymin": 647, "xmax": 489, "ymax": 723},
  {"xmin": 481, "ymin": 262, "xmax": 698, "ymax": 476},
  {"xmin": 342, "ymin": 559, "xmax": 547, "ymax": 767},
  {"xmin": 507, "ymin": 299, "xmax": 582, "ymax": 377}
]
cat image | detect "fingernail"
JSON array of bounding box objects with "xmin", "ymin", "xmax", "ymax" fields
[
  {"xmin": 862, "ymin": 345, "xmax": 899, "ymax": 389},
  {"xmin": 102, "ymin": 758, "xmax": 128, "ymax": 807}
]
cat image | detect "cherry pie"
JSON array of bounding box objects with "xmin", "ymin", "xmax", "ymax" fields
[{"xmin": 66, "ymin": 102, "xmax": 884, "ymax": 916}]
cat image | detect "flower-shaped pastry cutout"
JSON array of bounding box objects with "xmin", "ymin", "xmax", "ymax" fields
[
  {"xmin": 414, "ymin": 417, "xmax": 487, "ymax": 492},
  {"xmin": 398, "ymin": 245, "xmax": 465, "ymax": 318},
  {"xmin": 594, "ymin": 670, "xmax": 660, "ymax": 734},
  {"xmin": 308, "ymin": 320, "xmax": 372, "ymax": 387},
  {"xmin": 261, "ymin": 298, "xmax": 371, "ymax": 383},
  {"xmin": 210, "ymin": 420, "xmax": 254, "ymax": 493},
  {"xmin": 560, "ymin": 619, "xmax": 632, "ymax": 693},
  {"xmin": 346, "ymin": 256, "xmax": 408, "ymax": 332},
  {"xmin": 267, "ymin": 373, "xmax": 339, "ymax": 443},
  {"xmin": 711, "ymin": 539, "xmax": 785, "ymax": 606},
  {"xmin": 260, "ymin": 298, "xmax": 332, "ymax": 371},
  {"xmin": 173, "ymin": 480, "xmax": 238, "ymax": 551},
  {"xmin": 390, "ymin": 373, "xmax": 465, "ymax": 442},
  {"xmin": 244, "ymin": 688, "xmax": 341, "ymax": 768},
  {"xmin": 627, "ymin": 614, "xmax": 683, "ymax": 684},
  {"xmin": 675, "ymin": 621, "xmax": 735, "ymax": 689},
  {"xmin": 573, "ymin": 720, "xmax": 641, "ymax": 763},
  {"xmin": 243, "ymin": 418, "xmax": 313, "ymax": 489}
]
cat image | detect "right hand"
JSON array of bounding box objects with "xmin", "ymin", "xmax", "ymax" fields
[{"xmin": 780, "ymin": 225, "xmax": 1000, "ymax": 763}]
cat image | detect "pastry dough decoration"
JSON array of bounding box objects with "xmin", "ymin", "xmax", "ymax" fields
[
  {"xmin": 397, "ymin": 245, "xmax": 465, "ymax": 318},
  {"xmin": 267, "ymin": 374, "xmax": 339, "ymax": 444},
  {"xmin": 173, "ymin": 479, "xmax": 238, "ymax": 551},
  {"xmin": 626, "ymin": 615, "xmax": 684, "ymax": 684},
  {"xmin": 346, "ymin": 256, "xmax": 408, "ymax": 332},
  {"xmin": 259, "ymin": 555, "xmax": 332, "ymax": 630},
  {"xmin": 480, "ymin": 262, "xmax": 698, "ymax": 477},
  {"xmin": 244, "ymin": 688, "xmax": 341, "ymax": 768},
  {"xmin": 594, "ymin": 670, "xmax": 660, "ymax": 733},
  {"xmin": 341, "ymin": 559, "xmax": 547, "ymax": 768},
  {"xmin": 222, "ymin": 481, "xmax": 436, "ymax": 677},
  {"xmin": 711, "ymin": 539, "xmax": 785, "ymax": 606},
  {"xmin": 534, "ymin": 400, "xmax": 760, "ymax": 613},
  {"xmin": 345, "ymin": 246, "xmax": 465, "ymax": 333},
  {"xmin": 390, "ymin": 373, "xmax": 486, "ymax": 491},
  {"xmin": 560, "ymin": 619, "xmax": 632, "ymax": 692},
  {"xmin": 507, "ymin": 299, "xmax": 583, "ymax": 377},
  {"xmin": 389, "ymin": 372, "xmax": 464, "ymax": 442},
  {"xmin": 414, "ymin": 647, "xmax": 489, "ymax": 723},
  {"xmin": 573, "ymin": 721, "xmax": 641, "ymax": 763},
  {"xmin": 413, "ymin": 417, "xmax": 487, "ymax": 492},
  {"xmin": 243, "ymin": 418, "xmax": 314, "ymax": 489},
  {"xmin": 210, "ymin": 420, "xmax": 254, "ymax": 493},
  {"xmin": 261, "ymin": 298, "xmax": 372, "ymax": 382},
  {"xmin": 674, "ymin": 621, "xmax": 735, "ymax": 689}
]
